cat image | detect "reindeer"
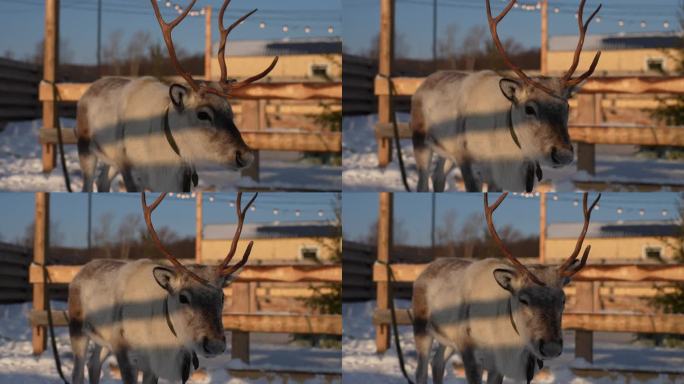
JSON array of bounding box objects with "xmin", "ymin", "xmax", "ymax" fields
[
  {"xmin": 68, "ymin": 192, "xmax": 257, "ymax": 384},
  {"xmin": 411, "ymin": 0, "xmax": 601, "ymax": 192},
  {"xmin": 77, "ymin": 0, "xmax": 278, "ymax": 192},
  {"xmin": 412, "ymin": 192, "xmax": 601, "ymax": 384}
]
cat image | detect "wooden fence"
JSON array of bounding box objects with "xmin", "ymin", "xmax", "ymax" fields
[
  {"xmin": 0, "ymin": 58, "xmax": 41, "ymax": 123},
  {"xmin": 343, "ymin": 54, "xmax": 377, "ymax": 115},
  {"xmin": 0, "ymin": 243, "xmax": 31, "ymax": 303}
]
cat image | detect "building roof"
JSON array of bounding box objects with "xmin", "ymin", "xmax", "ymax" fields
[
  {"xmin": 547, "ymin": 221, "xmax": 681, "ymax": 239},
  {"xmin": 204, "ymin": 221, "xmax": 337, "ymax": 240},
  {"xmin": 549, "ymin": 32, "xmax": 682, "ymax": 51},
  {"xmin": 214, "ymin": 37, "xmax": 341, "ymax": 57}
]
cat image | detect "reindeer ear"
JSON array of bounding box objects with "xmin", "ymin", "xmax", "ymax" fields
[
  {"xmin": 153, "ymin": 266, "xmax": 177, "ymax": 293},
  {"xmin": 493, "ymin": 268, "xmax": 518, "ymax": 293},
  {"xmin": 563, "ymin": 85, "xmax": 580, "ymax": 99},
  {"xmin": 169, "ymin": 84, "xmax": 188, "ymax": 111},
  {"xmin": 499, "ymin": 78, "xmax": 521, "ymax": 104}
]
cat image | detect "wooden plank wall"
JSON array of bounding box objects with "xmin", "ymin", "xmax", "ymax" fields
[
  {"xmin": 0, "ymin": 243, "xmax": 31, "ymax": 303},
  {"xmin": 0, "ymin": 58, "xmax": 41, "ymax": 123}
]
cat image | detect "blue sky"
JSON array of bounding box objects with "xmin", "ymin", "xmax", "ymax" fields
[
  {"xmin": 343, "ymin": 192, "xmax": 683, "ymax": 246},
  {"xmin": 0, "ymin": 0, "xmax": 341, "ymax": 64},
  {"xmin": 0, "ymin": 192, "xmax": 339, "ymax": 247},
  {"xmin": 343, "ymin": 0, "xmax": 682, "ymax": 58}
]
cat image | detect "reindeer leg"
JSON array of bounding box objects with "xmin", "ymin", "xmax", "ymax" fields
[
  {"xmin": 68, "ymin": 329, "xmax": 89, "ymax": 384},
  {"xmin": 78, "ymin": 139, "xmax": 97, "ymax": 192},
  {"xmin": 87, "ymin": 344, "xmax": 108, "ymax": 384},
  {"xmin": 95, "ymin": 163, "xmax": 115, "ymax": 192},
  {"xmin": 121, "ymin": 166, "xmax": 139, "ymax": 192},
  {"xmin": 432, "ymin": 157, "xmax": 451, "ymax": 192},
  {"xmin": 414, "ymin": 331, "xmax": 433, "ymax": 384},
  {"xmin": 460, "ymin": 161, "xmax": 481, "ymax": 192},
  {"xmin": 114, "ymin": 348, "xmax": 138, "ymax": 384},
  {"xmin": 461, "ymin": 347, "xmax": 483, "ymax": 384},
  {"xmin": 432, "ymin": 344, "xmax": 454, "ymax": 384},
  {"xmin": 142, "ymin": 370, "xmax": 158, "ymax": 384}
]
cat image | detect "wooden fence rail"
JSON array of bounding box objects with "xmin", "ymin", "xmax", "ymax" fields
[{"xmin": 0, "ymin": 58, "xmax": 41, "ymax": 122}]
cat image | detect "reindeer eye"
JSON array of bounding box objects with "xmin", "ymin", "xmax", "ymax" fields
[
  {"xmin": 519, "ymin": 297, "xmax": 529, "ymax": 306},
  {"xmin": 179, "ymin": 293, "xmax": 190, "ymax": 304},
  {"xmin": 197, "ymin": 111, "xmax": 212, "ymax": 122},
  {"xmin": 525, "ymin": 105, "xmax": 536, "ymax": 116}
]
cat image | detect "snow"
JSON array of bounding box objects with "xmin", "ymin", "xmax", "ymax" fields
[
  {"xmin": 342, "ymin": 114, "xmax": 684, "ymax": 192},
  {"xmin": 0, "ymin": 302, "xmax": 340, "ymax": 383},
  {"xmin": 342, "ymin": 301, "xmax": 684, "ymax": 383},
  {"xmin": 0, "ymin": 120, "xmax": 341, "ymax": 192}
]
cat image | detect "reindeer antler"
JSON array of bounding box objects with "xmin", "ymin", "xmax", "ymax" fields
[
  {"xmin": 150, "ymin": 0, "xmax": 278, "ymax": 98},
  {"xmin": 141, "ymin": 192, "xmax": 210, "ymax": 285},
  {"xmin": 484, "ymin": 193, "xmax": 545, "ymax": 286},
  {"xmin": 558, "ymin": 192, "xmax": 601, "ymax": 278},
  {"xmin": 560, "ymin": 0, "xmax": 603, "ymax": 88},
  {"xmin": 485, "ymin": 0, "xmax": 602, "ymax": 94},
  {"xmin": 216, "ymin": 0, "xmax": 279, "ymax": 95},
  {"xmin": 150, "ymin": 0, "xmax": 202, "ymax": 93},
  {"xmin": 217, "ymin": 192, "xmax": 258, "ymax": 277}
]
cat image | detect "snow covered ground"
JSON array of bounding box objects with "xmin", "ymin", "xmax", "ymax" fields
[
  {"xmin": 342, "ymin": 301, "xmax": 684, "ymax": 383},
  {"xmin": 0, "ymin": 120, "xmax": 341, "ymax": 192},
  {"xmin": 0, "ymin": 302, "xmax": 340, "ymax": 383},
  {"xmin": 342, "ymin": 114, "xmax": 684, "ymax": 192}
]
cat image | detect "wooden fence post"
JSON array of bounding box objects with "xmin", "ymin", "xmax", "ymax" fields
[
  {"xmin": 539, "ymin": 191, "xmax": 547, "ymax": 264},
  {"xmin": 575, "ymin": 94, "xmax": 597, "ymax": 175},
  {"xmin": 230, "ymin": 282, "xmax": 251, "ymax": 363},
  {"xmin": 204, "ymin": 6, "xmax": 212, "ymax": 80},
  {"xmin": 574, "ymin": 281, "xmax": 594, "ymax": 363},
  {"xmin": 42, "ymin": 0, "xmax": 59, "ymax": 172},
  {"xmin": 376, "ymin": 192, "xmax": 393, "ymax": 352},
  {"xmin": 240, "ymin": 100, "xmax": 260, "ymax": 181},
  {"xmin": 195, "ymin": 192, "xmax": 202, "ymax": 264},
  {"xmin": 32, "ymin": 192, "xmax": 49, "ymax": 355},
  {"xmin": 377, "ymin": 0, "xmax": 394, "ymax": 167},
  {"xmin": 540, "ymin": 0, "xmax": 548, "ymax": 75}
]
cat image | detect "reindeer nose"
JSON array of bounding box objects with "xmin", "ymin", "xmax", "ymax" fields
[
  {"xmin": 539, "ymin": 338, "xmax": 563, "ymax": 358},
  {"xmin": 235, "ymin": 149, "xmax": 254, "ymax": 168},
  {"xmin": 550, "ymin": 146, "xmax": 573, "ymax": 166},
  {"xmin": 202, "ymin": 336, "xmax": 226, "ymax": 355}
]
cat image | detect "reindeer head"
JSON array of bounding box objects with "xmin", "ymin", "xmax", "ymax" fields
[
  {"xmin": 484, "ymin": 192, "xmax": 601, "ymax": 360},
  {"xmin": 487, "ymin": 0, "xmax": 601, "ymax": 168},
  {"xmin": 142, "ymin": 192, "xmax": 257, "ymax": 358},
  {"xmin": 151, "ymin": 0, "xmax": 278, "ymax": 170}
]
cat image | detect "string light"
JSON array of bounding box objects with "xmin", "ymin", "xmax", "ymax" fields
[
  {"xmin": 273, "ymin": 208, "xmax": 279, "ymax": 215},
  {"xmin": 259, "ymin": 21, "xmax": 266, "ymax": 29},
  {"xmin": 295, "ymin": 209, "xmax": 301, "ymax": 217},
  {"xmin": 640, "ymin": 20, "xmax": 647, "ymax": 28},
  {"xmin": 317, "ymin": 209, "xmax": 324, "ymax": 217},
  {"xmin": 662, "ymin": 209, "xmax": 668, "ymax": 216},
  {"xmin": 327, "ymin": 25, "xmax": 334, "ymax": 34},
  {"xmin": 618, "ymin": 19, "xmax": 625, "ymax": 27},
  {"xmin": 282, "ymin": 25, "xmax": 289, "ymax": 32},
  {"xmin": 304, "ymin": 26, "xmax": 311, "ymax": 34},
  {"xmin": 664, "ymin": 21, "xmax": 670, "ymax": 29},
  {"xmin": 616, "ymin": 207, "xmax": 623, "ymax": 215},
  {"xmin": 250, "ymin": 205, "xmax": 256, "ymax": 212},
  {"xmin": 639, "ymin": 209, "xmax": 645, "ymax": 216}
]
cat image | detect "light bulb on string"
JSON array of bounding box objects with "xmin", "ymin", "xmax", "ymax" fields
[
  {"xmin": 618, "ymin": 20, "xmax": 625, "ymax": 27},
  {"xmin": 664, "ymin": 21, "xmax": 670, "ymax": 29},
  {"xmin": 259, "ymin": 21, "xmax": 266, "ymax": 29},
  {"xmin": 573, "ymin": 199, "xmax": 579, "ymax": 207},
  {"xmin": 640, "ymin": 21, "xmax": 647, "ymax": 28},
  {"xmin": 304, "ymin": 26, "xmax": 311, "ymax": 34},
  {"xmin": 317, "ymin": 209, "xmax": 324, "ymax": 217},
  {"xmin": 165, "ymin": 1, "xmax": 171, "ymax": 7},
  {"xmin": 209, "ymin": 196, "xmax": 214, "ymax": 203},
  {"xmin": 662, "ymin": 209, "xmax": 668, "ymax": 217},
  {"xmin": 295, "ymin": 209, "xmax": 301, "ymax": 217},
  {"xmin": 595, "ymin": 16, "xmax": 601, "ymax": 23},
  {"xmin": 639, "ymin": 209, "xmax": 645, "ymax": 216},
  {"xmin": 250, "ymin": 205, "xmax": 256, "ymax": 212},
  {"xmin": 616, "ymin": 207, "xmax": 623, "ymax": 215},
  {"xmin": 327, "ymin": 25, "xmax": 334, "ymax": 34},
  {"xmin": 552, "ymin": 195, "xmax": 558, "ymax": 201},
  {"xmin": 273, "ymin": 208, "xmax": 279, "ymax": 216},
  {"xmin": 229, "ymin": 201, "xmax": 235, "ymax": 208},
  {"xmin": 282, "ymin": 25, "xmax": 289, "ymax": 33},
  {"xmin": 553, "ymin": 7, "xmax": 560, "ymax": 13},
  {"xmin": 594, "ymin": 204, "xmax": 599, "ymax": 211}
]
